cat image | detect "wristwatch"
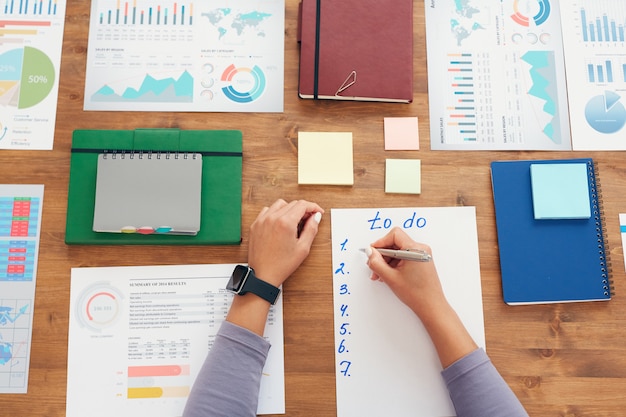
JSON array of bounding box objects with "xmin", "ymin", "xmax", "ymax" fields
[{"xmin": 226, "ymin": 265, "xmax": 281, "ymax": 305}]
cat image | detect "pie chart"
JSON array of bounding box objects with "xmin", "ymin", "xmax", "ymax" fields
[
  {"xmin": 0, "ymin": 46, "xmax": 56, "ymax": 109},
  {"xmin": 584, "ymin": 90, "xmax": 626, "ymax": 134}
]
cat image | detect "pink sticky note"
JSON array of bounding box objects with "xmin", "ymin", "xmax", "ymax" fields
[{"xmin": 384, "ymin": 117, "xmax": 419, "ymax": 150}]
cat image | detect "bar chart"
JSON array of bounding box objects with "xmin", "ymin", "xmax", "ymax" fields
[
  {"xmin": 95, "ymin": 1, "xmax": 193, "ymax": 26},
  {"xmin": 446, "ymin": 53, "xmax": 477, "ymax": 143},
  {"xmin": 582, "ymin": 59, "xmax": 626, "ymax": 84},
  {"xmin": 127, "ymin": 360, "xmax": 191, "ymax": 399},
  {"xmin": 586, "ymin": 60, "xmax": 614, "ymax": 83},
  {"xmin": 2, "ymin": 0, "xmax": 58, "ymax": 16},
  {"xmin": 579, "ymin": 5, "xmax": 626, "ymax": 43}
]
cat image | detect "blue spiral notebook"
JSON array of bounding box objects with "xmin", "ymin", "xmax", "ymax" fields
[{"xmin": 491, "ymin": 158, "xmax": 612, "ymax": 305}]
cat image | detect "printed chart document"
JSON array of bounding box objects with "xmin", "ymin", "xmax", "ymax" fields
[
  {"xmin": 330, "ymin": 206, "xmax": 485, "ymax": 416},
  {"xmin": 0, "ymin": 1, "xmax": 66, "ymax": 149},
  {"xmin": 560, "ymin": 2, "xmax": 626, "ymax": 150},
  {"xmin": 66, "ymin": 263, "xmax": 285, "ymax": 416},
  {"xmin": 425, "ymin": 0, "xmax": 571, "ymax": 150},
  {"xmin": 0, "ymin": 184, "xmax": 44, "ymax": 393},
  {"xmin": 83, "ymin": 0, "xmax": 284, "ymax": 112}
]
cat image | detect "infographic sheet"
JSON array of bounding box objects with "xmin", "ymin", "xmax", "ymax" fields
[
  {"xmin": 560, "ymin": 1, "xmax": 626, "ymax": 150},
  {"xmin": 0, "ymin": 0, "xmax": 66, "ymax": 150},
  {"xmin": 425, "ymin": 0, "xmax": 571, "ymax": 150},
  {"xmin": 0, "ymin": 184, "xmax": 44, "ymax": 394},
  {"xmin": 66, "ymin": 263, "xmax": 285, "ymax": 416},
  {"xmin": 83, "ymin": 0, "xmax": 284, "ymax": 112}
]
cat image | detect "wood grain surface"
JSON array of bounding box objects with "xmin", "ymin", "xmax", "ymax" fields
[{"xmin": 1, "ymin": 1, "xmax": 626, "ymax": 416}]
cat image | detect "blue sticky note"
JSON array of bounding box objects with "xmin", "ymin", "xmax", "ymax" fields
[{"xmin": 530, "ymin": 163, "xmax": 591, "ymax": 220}]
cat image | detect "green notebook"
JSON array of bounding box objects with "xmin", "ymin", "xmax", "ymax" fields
[{"xmin": 65, "ymin": 128, "xmax": 242, "ymax": 245}]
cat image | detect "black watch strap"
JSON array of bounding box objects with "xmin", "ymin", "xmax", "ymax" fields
[
  {"xmin": 242, "ymin": 271, "xmax": 281, "ymax": 304},
  {"xmin": 241, "ymin": 268, "xmax": 281, "ymax": 305}
]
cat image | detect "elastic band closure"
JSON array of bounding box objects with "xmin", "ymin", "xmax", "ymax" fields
[
  {"xmin": 313, "ymin": 0, "xmax": 322, "ymax": 99},
  {"xmin": 71, "ymin": 148, "xmax": 242, "ymax": 157}
]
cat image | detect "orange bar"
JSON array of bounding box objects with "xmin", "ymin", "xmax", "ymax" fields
[{"xmin": 0, "ymin": 20, "xmax": 51, "ymax": 27}]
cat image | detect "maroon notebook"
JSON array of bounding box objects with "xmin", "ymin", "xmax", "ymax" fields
[{"xmin": 298, "ymin": 0, "xmax": 413, "ymax": 103}]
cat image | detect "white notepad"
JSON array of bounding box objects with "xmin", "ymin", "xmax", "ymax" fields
[
  {"xmin": 93, "ymin": 153, "xmax": 202, "ymax": 235},
  {"xmin": 330, "ymin": 206, "xmax": 485, "ymax": 416}
]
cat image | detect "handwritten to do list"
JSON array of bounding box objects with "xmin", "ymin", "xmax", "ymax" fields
[{"xmin": 330, "ymin": 206, "xmax": 486, "ymax": 417}]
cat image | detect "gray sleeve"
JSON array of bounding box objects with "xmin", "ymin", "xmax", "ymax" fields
[
  {"xmin": 182, "ymin": 320, "xmax": 271, "ymax": 417},
  {"xmin": 441, "ymin": 348, "xmax": 529, "ymax": 417}
]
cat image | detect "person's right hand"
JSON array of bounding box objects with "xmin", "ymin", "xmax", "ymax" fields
[{"xmin": 364, "ymin": 227, "xmax": 448, "ymax": 318}]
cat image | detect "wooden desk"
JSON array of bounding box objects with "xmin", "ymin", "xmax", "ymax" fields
[{"xmin": 2, "ymin": 1, "xmax": 626, "ymax": 415}]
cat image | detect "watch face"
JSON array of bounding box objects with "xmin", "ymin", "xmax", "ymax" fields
[{"xmin": 226, "ymin": 265, "xmax": 249, "ymax": 293}]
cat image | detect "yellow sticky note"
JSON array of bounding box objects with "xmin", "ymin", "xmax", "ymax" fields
[
  {"xmin": 384, "ymin": 117, "xmax": 419, "ymax": 150},
  {"xmin": 298, "ymin": 132, "xmax": 354, "ymax": 185},
  {"xmin": 385, "ymin": 159, "xmax": 421, "ymax": 194}
]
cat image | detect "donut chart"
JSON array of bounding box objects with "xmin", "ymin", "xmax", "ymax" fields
[
  {"xmin": 220, "ymin": 64, "xmax": 266, "ymax": 103},
  {"xmin": 511, "ymin": 0, "xmax": 551, "ymax": 26},
  {"xmin": 75, "ymin": 282, "xmax": 123, "ymax": 331},
  {"xmin": 0, "ymin": 46, "xmax": 56, "ymax": 109}
]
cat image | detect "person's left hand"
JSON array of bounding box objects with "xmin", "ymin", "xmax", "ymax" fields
[{"xmin": 248, "ymin": 199, "xmax": 324, "ymax": 286}]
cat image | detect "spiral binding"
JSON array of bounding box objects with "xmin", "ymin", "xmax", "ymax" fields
[
  {"xmin": 589, "ymin": 161, "xmax": 613, "ymax": 297},
  {"xmin": 101, "ymin": 151, "xmax": 199, "ymax": 160}
]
